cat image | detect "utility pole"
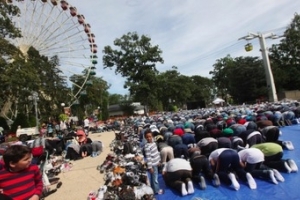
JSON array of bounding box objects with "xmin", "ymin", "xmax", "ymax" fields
[{"xmin": 239, "ymin": 32, "xmax": 280, "ymax": 102}]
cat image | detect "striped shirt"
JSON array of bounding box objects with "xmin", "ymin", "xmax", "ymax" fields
[
  {"xmin": 144, "ymin": 142, "xmax": 161, "ymax": 169},
  {"xmin": 0, "ymin": 164, "xmax": 43, "ymax": 200}
]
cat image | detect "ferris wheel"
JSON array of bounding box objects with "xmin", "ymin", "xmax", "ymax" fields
[{"xmin": 5, "ymin": 0, "xmax": 98, "ymax": 106}]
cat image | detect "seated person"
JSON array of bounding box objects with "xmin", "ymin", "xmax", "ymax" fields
[
  {"xmin": 76, "ymin": 129, "xmax": 91, "ymax": 145},
  {"xmin": 239, "ymin": 130, "xmax": 263, "ymax": 148},
  {"xmin": 252, "ymin": 142, "xmax": 298, "ymax": 173},
  {"xmin": 231, "ymin": 136, "xmax": 244, "ymax": 150},
  {"xmin": 173, "ymin": 143, "xmax": 189, "ymax": 159},
  {"xmin": 181, "ymin": 130, "xmax": 196, "ymax": 146},
  {"xmin": 189, "ymin": 149, "xmax": 220, "ymax": 189},
  {"xmin": 217, "ymin": 137, "xmax": 232, "ymax": 149},
  {"xmin": 167, "ymin": 134, "xmax": 183, "ymax": 148},
  {"xmin": 0, "ymin": 145, "xmax": 43, "ymax": 200},
  {"xmin": 155, "ymin": 135, "xmax": 174, "ymax": 165},
  {"xmin": 260, "ymin": 126, "xmax": 294, "ymax": 150},
  {"xmin": 162, "ymin": 158, "xmax": 194, "ymax": 196},
  {"xmin": 197, "ymin": 137, "xmax": 218, "ymax": 158},
  {"xmin": 91, "ymin": 141, "xmax": 103, "ymax": 157},
  {"xmin": 238, "ymin": 148, "xmax": 284, "ymax": 184},
  {"xmin": 194, "ymin": 129, "xmax": 210, "ymax": 143},
  {"xmin": 80, "ymin": 143, "xmax": 93, "ymax": 157},
  {"xmin": 209, "ymin": 148, "xmax": 257, "ymax": 190},
  {"xmin": 65, "ymin": 128, "xmax": 93, "ymax": 160}
]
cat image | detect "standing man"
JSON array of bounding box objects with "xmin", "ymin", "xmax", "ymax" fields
[{"xmin": 84, "ymin": 117, "xmax": 90, "ymax": 136}]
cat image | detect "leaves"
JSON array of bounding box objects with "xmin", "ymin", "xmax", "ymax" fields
[
  {"xmin": 103, "ymin": 32, "xmax": 164, "ymax": 109},
  {"xmin": 270, "ymin": 13, "xmax": 300, "ymax": 91}
]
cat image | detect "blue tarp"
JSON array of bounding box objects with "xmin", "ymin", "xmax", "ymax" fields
[{"xmin": 155, "ymin": 125, "xmax": 300, "ymax": 200}]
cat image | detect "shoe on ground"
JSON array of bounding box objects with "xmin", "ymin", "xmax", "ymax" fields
[
  {"xmin": 212, "ymin": 173, "xmax": 220, "ymax": 187},
  {"xmin": 181, "ymin": 183, "xmax": 188, "ymax": 196},
  {"xmin": 228, "ymin": 173, "xmax": 240, "ymax": 191},
  {"xmin": 246, "ymin": 173, "xmax": 257, "ymax": 189},
  {"xmin": 287, "ymin": 159, "xmax": 298, "ymax": 172},
  {"xmin": 96, "ymin": 189, "xmax": 104, "ymax": 199},
  {"xmin": 268, "ymin": 170, "xmax": 278, "ymax": 184},
  {"xmin": 187, "ymin": 180, "xmax": 194, "ymax": 194},
  {"xmin": 284, "ymin": 161, "xmax": 292, "ymax": 173},
  {"xmin": 42, "ymin": 188, "xmax": 57, "ymax": 198},
  {"xmin": 156, "ymin": 189, "xmax": 164, "ymax": 195},
  {"xmin": 283, "ymin": 141, "xmax": 294, "ymax": 151},
  {"xmin": 273, "ymin": 169, "xmax": 285, "ymax": 182},
  {"xmin": 199, "ymin": 176, "xmax": 206, "ymax": 190}
]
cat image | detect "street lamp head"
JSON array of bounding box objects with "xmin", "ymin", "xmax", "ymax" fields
[{"xmin": 245, "ymin": 36, "xmax": 254, "ymax": 40}]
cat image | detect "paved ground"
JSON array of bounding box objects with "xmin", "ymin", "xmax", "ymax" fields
[{"xmin": 46, "ymin": 131, "xmax": 115, "ymax": 200}]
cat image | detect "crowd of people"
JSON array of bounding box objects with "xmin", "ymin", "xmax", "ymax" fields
[
  {"xmin": 137, "ymin": 102, "xmax": 299, "ymax": 196},
  {"xmin": 0, "ymin": 101, "xmax": 299, "ymax": 199},
  {"xmin": 0, "ymin": 117, "xmax": 104, "ymax": 200}
]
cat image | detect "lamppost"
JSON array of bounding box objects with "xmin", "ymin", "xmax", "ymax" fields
[
  {"xmin": 61, "ymin": 103, "xmax": 65, "ymax": 114},
  {"xmin": 28, "ymin": 92, "xmax": 39, "ymax": 130},
  {"xmin": 239, "ymin": 32, "xmax": 281, "ymax": 102},
  {"xmin": 98, "ymin": 106, "xmax": 101, "ymax": 120}
]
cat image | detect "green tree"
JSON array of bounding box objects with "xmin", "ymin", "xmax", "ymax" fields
[
  {"xmin": 11, "ymin": 113, "xmax": 30, "ymax": 133},
  {"xmin": 227, "ymin": 56, "xmax": 267, "ymax": 103},
  {"xmin": 210, "ymin": 55, "xmax": 268, "ymax": 104},
  {"xmin": 71, "ymin": 75, "xmax": 109, "ymax": 120},
  {"xmin": 209, "ymin": 55, "xmax": 235, "ymax": 99},
  {"xmin": 109, "ymin": 94, "xmax": 125, "ymax": 105},
  {"xmin": 103, "ymin": 32, "xmax": 164, "ymax": 114},
  {"xmin": 0, "ymin": 2, "xmax": 21, "ymax": 39},
  {"xmin": 190, "ymin": 75, "xmax": 213, "ymax": 107},
  {"xmin": 0, "ymin": 117, "xmax": 9, "ymax": 131},
  {"xmin": 157, "ymin": 67, "xmax": 193, "ymax": 110},
  {"xmin": 0, "ymin": 2, "xmax": 22, "ymax": 120},
  {"xmin": 119, "ymin": 101, "xmax": 135, "ymax": 116},
  {"xmin": 270, "ymin": 13, "xmax": 300, "ymax": 91}
]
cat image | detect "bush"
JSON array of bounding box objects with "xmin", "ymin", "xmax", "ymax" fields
[
  {"xmin": 168, "ymin": 104, "xmax": 178, "ymax": 112},
  {"xmin": 0, "ymin": 117, "xmax": 9, "ymax": 130},
  {"xmin": 10, "ymin": 113, "xmax": 31, "ymax": 133},
  {"xmin": 59, "ymin": 114, "xmax": 69, "ymax": 122}
]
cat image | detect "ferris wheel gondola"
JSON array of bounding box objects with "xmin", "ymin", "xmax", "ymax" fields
[{"xmin": 5, "ymin": 0, "xmax": 98, "ymax": 106}]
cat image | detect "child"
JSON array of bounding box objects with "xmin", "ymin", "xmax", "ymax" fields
[
  {"xmin": 0, "ymin": 145, "xmax": 43, "ymax": 200},
  {"xmin": 144, "ymin": 128, "xmax": 164, "ymax": 195}
]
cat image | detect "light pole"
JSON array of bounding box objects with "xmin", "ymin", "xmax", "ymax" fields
[
  {"xmin": 28, "ymin": 92, "xmax": 39, "ymax": 130},
  {"xmin": 98, "ymin": 106, "xmax": 101, "ymax": 120},
  {"xmin": 239, "ymin": 32, "xmax": 280, "ymax": 102},
  {"xmin": 61, "ymin": 103, "xmax": 65, "ymax": 114}
]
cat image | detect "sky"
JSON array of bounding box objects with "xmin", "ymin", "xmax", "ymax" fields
[{"xmin": 66, "ymin": 0, "xmax": 300, "ymax": 95}]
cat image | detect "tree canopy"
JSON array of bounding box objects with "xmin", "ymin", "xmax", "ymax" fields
[
  {"xmin": 103, "ymin": 32, "xmax": 164, "ymax": 114},
  {"xmin": 270, "ymin": 13, "xmax": 300, "ymax": 91}
]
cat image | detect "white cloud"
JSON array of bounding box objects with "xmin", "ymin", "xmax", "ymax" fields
[{"xmin": 65, "ymin": 0, "xmax": 300, "ymax": 94}]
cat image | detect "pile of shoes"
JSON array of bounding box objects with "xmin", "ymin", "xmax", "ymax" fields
[
  {"xmin": 93, "ymin": 126, "xmax": 155, "ymax": 200},
  {"xmin": 40, "ymin": 154, "xmax": 67, "ymax": 198}
]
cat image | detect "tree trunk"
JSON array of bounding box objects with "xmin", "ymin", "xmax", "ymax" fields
[{"xmin": 0, "ymin": 96, "xmax": 14, "ymax": 119}]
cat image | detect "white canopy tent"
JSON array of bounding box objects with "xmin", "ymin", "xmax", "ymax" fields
[{"xmin": 212, "ymin": 97, "xmax": 225, "ymax": 105}]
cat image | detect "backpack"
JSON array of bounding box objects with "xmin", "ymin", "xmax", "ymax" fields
[{"xmin": 123, "ymin": 142, "xmax": 134, "ymax": 155}]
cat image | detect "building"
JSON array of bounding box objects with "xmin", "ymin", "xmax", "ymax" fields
[{"xmin": 108, "ymin": 102, "xmax": 144, "ymax": 117}]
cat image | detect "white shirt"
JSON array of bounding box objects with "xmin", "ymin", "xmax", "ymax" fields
[
  {"xmin": 197, "ymin": 137, "xmax": 218, "ymax": 147},
  {"xmin": 208, "ymin": 148, "xmax": 233, "ymax": 161},
  {"xmin": 163, "ymin": 158, "xmax": 192, "ymax": 172},
  {"xmin": 60, "ymin": 121, "xmax": 67, "ymax": 130},
  {"xmin": 238, "ymin": 148, "xmax": 264, "ymax": 164},
  {"xmin": 84, "ymin": 118, "xmax": 89, "ymax": 127}
]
